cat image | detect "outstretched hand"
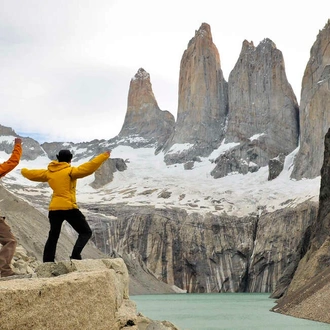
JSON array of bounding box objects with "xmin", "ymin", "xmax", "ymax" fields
[
  {"xmin": 105, "ymin": 150, "xmax": 111, "ymax": 157},
  {"xmin": 15, "ymin": 138, "xmax": 22, "ymax": 145}
]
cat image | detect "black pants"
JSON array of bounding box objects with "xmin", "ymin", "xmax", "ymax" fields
[{"xmin": 43, "ymin": 209, "xmax": 92, "ymax": 262}]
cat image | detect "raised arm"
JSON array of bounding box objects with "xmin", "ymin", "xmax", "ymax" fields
[
  {"xmin": 21, "ymin": 168, "xmax": 48, "ymax": 182},
  {"xmin": 0, "ymin": 138, "xmax": 22, "ymax": 178},
  {"xmin": 70, "ymin": 151, "xmax": 110, "ymax": 179}
]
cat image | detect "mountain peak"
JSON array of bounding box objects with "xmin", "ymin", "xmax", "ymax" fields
[
  {"xmin": 117, "ymin": 68, "xmax": 175, "ymax": 148},
  {"xmin": 164, "ymin": 22, "xmax": 228, "ymax": 164},
  {"xmin": 132, "ymin": 68, "xmax": 150, "ymax": 81}
]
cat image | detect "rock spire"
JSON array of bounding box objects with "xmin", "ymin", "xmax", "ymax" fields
[
  {"xmin": 118, "ymin": 68, "xmax": 175, "ymax": 148},
  {"xmin": 164, "ymin": 23, "xmax": 228, "ymax": 163},
  {"xmin": 291, "ymin": 20, "xmax": 330, "ymax": 179},
  {"xmin": 211, "ymin": 38, "xmax": 299, "ymax": 178}
]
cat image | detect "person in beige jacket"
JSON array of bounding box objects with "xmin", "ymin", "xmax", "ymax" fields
[{"xmin": 21, "ymin": 149, "xmax": 110, "ymax": 262}]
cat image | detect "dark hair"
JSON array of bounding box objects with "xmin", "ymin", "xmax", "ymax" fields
[{"xmin": 56, "ymin": 150, "xmax": 73, "ymax": 163}]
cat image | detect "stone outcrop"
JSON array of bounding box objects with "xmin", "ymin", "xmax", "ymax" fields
[
  {"xmin": 212, "ymin": 39, "xmax": 299, "ymax": 178},
  {"xmin": 164, "ymin": 23, "xmax": 228, "ymax": 164},
  {"xmin": 268, "ymin": 153, "xmax": 285, "ymax": 181},
  {"xmin": 88, "ymin": 202, "xmax": 316, "ymax": 294},
  {"xmin": 291, "ymin": 20, "xmax": 330, "ymax": 179},
  {"xmin": 210, "ymin": 140, "xmax": 262, "ymax": 178},
  {"xmin": 118, "ymin": 68, "xmax": 175, "ymax": 149},
  {"xmin": 0, "ymin": 258, "xmax": 179, "ymax": 330},
  {"xmin": 91, "ymin": 158, "xmax": 127, "ymax": 188}
]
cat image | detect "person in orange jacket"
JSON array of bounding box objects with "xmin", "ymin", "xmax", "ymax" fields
[
  {"xmin": 0, "ymin": 138, "xmax": 22, "ymax": 277},
  {"xmin": 21, "ymin": 149, "xmax": 110, "ymax": 262}
]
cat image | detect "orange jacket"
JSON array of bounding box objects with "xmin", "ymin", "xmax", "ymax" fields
[
  {"xmin": 21, "ymin": 152, "xmax": 109, "ymax": 210},
  {"xmin": 0, "ymin": 142, "xmax": 22, "ymax": 178}
]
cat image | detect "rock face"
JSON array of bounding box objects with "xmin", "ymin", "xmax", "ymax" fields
[
  {"xmin": 0, "ymin": 258, "xmax": 179, "ymax": 330},
  {"xmin": 88, "ymin": 202, "xmax": 316, "ymax": 294},
  {"xmin": 164, "ymin": 23, "xmax": 228, "ymax": 164},
  {"xmin": 118, "ymin": 68, "xmax": 175, "ymax": 149},
  {"xmin": 268, "ymin": 154, "xmax": 286, "ymax": 181},
  {"xmin": 212, "ymin": 39, "xmax": 299, "ymax": 178},
  {"xmin": 272, "ymin": 127, "xmax": 330, "ymax": 324},
  {"xmin": 310, "ymin": 127, "xmax": 330, "ymax": 247},
  {"xmin": 248, "ymin": 202, "xmax": 316, "ymax": 294},
  {"xmin": 291, "ymin": 20, "xmax": 330, "ymax": 179},
  {"xmin": 285, "ymin": 128, "xmax": 330, "ymax": 294},
  {"xmin": 272, "ymin": 261, "xmax": 330, "ymax": 324}
]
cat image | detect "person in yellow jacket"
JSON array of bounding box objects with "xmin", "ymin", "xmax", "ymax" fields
[
  {"xmin": 21, "ymin": 149, "xmax": 110, "ymax": 262},
  {"xmin": 0, "ymin": 138, "xmax": 22, "ymax": 277}
]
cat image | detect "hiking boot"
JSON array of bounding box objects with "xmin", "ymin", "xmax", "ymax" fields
[
  {"xmin": 1, "ymin": 270, "xmax": 17, "ymax": 277},
  {"xmin": 70, "ymin": 255, "xmax": 82, "ymax": 260}
]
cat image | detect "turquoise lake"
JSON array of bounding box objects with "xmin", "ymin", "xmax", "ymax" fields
[{"xmin": 131, "ymin": 293, "xmax": 330, "ymax": 330}]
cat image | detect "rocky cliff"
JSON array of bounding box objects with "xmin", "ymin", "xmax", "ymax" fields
[
  {"xmin": 211, "ymin": 39, "xmax": 299, "ymax": 178},
  {"xmin": 164, "ymin": 23, "xmax": 228, "ymax": 164},
  {"xmin": 291, "ymin": 20, "xmax": 330, "ymax": 179},
  {"xmin": 85, "ymin": 202, "xmax": 316, "ymax": 294},
  {"xmin": 271, "ymin": 127, "xmax": 330, "ymax": 324},
  {"xmin": 283, "ymin": 128, "xmax": 330, "ymax": 293}
]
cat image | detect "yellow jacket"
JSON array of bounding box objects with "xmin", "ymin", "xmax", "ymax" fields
[
  {"xmin": 21, "ymin": 152, "xmax": 110, "ymax": 210},
  {"xmin": 0, "ymin": 142, "xmax": 22, "ymax": 178}
]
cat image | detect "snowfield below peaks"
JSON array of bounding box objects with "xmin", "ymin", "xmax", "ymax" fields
[{"xmin": 1, "ymin": 144, "xmax": 320, "ymax": 218}]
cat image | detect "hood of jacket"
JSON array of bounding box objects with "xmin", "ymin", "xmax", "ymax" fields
[{"xmin": 48, "ymin": 161, "xmax": 71, "ymax": 173}]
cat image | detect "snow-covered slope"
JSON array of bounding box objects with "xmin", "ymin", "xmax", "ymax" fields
[{"xmin": 1, "ymin": 138, "xmax": 320, "ymax": 218}]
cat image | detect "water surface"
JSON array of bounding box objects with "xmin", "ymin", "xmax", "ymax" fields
[{"xmin": 132, "ymin": 293, "xmax": 330, "ymax": 330}]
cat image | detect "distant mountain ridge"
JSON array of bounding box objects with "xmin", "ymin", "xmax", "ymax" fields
[{"xmin": 1, "ymin": 21, "xmax": 328, "ymax": 181}]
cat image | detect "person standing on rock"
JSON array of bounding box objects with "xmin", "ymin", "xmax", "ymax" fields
[
  {"xmin": 0, "ymin": 138, "xmax": 22, "ymax": 278},
  {"xmin": 21, "ymin": 149, "xmax": 110, "ymax": 262}
]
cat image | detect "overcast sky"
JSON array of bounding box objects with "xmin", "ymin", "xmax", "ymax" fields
[{"xmin": 0, "ymin": 0, "xmax": 329, "ymax": 143}]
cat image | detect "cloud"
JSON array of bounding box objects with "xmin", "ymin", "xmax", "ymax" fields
[{"xmin": 0, "ymin": 0, "xmax": 329, "ymax": 143}]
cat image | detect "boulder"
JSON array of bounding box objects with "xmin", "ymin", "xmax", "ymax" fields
[{"xmin": 0, "ymin": 258, "xmax": 179, "ymax": 330}]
